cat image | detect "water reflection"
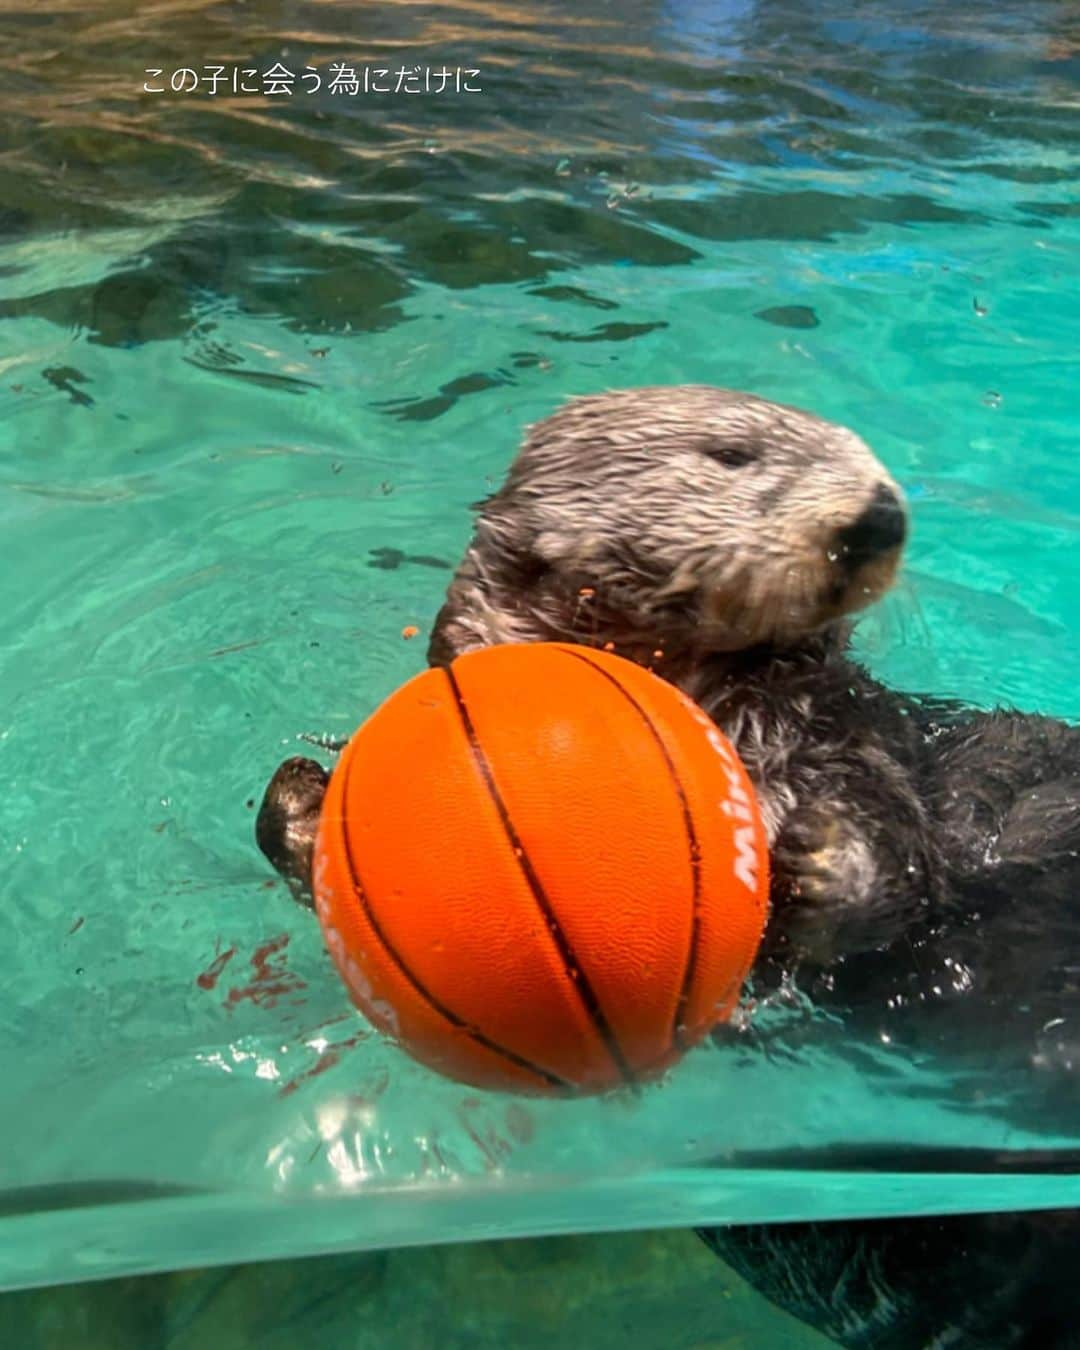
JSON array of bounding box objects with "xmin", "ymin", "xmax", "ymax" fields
[{"xmin": 0, "ymin": 0, "xmax": 1076, "ymax": 347}]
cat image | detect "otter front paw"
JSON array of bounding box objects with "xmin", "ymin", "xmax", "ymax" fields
[
  {"xmin": 794, "ymin": 818, "xmax": 876, "ymax": 906},
  {"xmin": 769, "ymin": 816, "xmax": 882, "ymax": 964},
  {"xmin": 255, "ymin": 756, "xmax": 330, "ymax": 907}
]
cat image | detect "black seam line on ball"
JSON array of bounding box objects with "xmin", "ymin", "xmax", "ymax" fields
[
  {"xmin": 556, "ymin": 647, "xmax": 704, "ymax": 1053},
  {"xmin": 338, "ymin": 743, "xmax": 575, "ymax": 1094},
  {"xmin": 443, "ymin": 664, "xmax": 637, "ymax": 1089}
]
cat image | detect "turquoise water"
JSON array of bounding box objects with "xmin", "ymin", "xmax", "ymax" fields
[{"xmin": 1, "ymin": 0, "xmax": 1079, "ymax": 1293}]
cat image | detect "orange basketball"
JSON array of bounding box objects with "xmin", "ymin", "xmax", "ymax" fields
[{"xmin": 313, "ymin": 643, "xmax": 770, "ymax": 1096}]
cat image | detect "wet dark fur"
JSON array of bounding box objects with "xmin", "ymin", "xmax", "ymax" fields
[
  {"xmin": 699, "ymin": 1208, "xmax": 1080, "ymax": 1350},
  {"xmin": 256, "ymin": 386, "xmax": 1080, "ymax": 1349}
]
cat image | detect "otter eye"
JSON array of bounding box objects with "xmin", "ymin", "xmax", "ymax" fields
[{"xmin": 701, "ymin": 438, "xmax": 759, "ymax": 469}]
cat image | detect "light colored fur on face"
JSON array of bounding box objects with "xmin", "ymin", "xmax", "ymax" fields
[{"xmin": 431, "ymin": 385, "xmax": 904, "ymax": 667}]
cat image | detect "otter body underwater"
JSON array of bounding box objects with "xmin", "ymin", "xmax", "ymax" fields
[{"xmin": 256, "ymin": 386, "xmax": 1080, "ymax": 1349}]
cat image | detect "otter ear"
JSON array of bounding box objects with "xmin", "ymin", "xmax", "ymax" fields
[{"xmin": 535, "ymin": 529, "xmax": 605, "ymax": 567}]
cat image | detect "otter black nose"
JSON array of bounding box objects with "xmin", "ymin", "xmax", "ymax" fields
[{"xmin": 835, "ymin": 484, "xmax": 907, "ymax": 568}]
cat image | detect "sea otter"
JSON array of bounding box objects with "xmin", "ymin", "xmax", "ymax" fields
[{"xmin": 256, "ymin": 385, "xmax": 1080, "ymax": 1348}]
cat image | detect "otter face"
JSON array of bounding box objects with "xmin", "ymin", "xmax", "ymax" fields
[{"xmin": 480, "ymin": 385, "xmax": 906, "ymax": 654}]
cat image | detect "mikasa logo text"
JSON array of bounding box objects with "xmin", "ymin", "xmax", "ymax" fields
[
  {"xmin": 720, "ymin": 778, "xmax": 760, "ymax": 895},
  {"xmin": 682, "ymin": 699, "xmax": 763, "ymax": 895}
]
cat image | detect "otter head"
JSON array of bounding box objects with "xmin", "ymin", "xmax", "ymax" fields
[{"xmin": 430, "ymin": 385, "xmax": 907, "ymax": 666}]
